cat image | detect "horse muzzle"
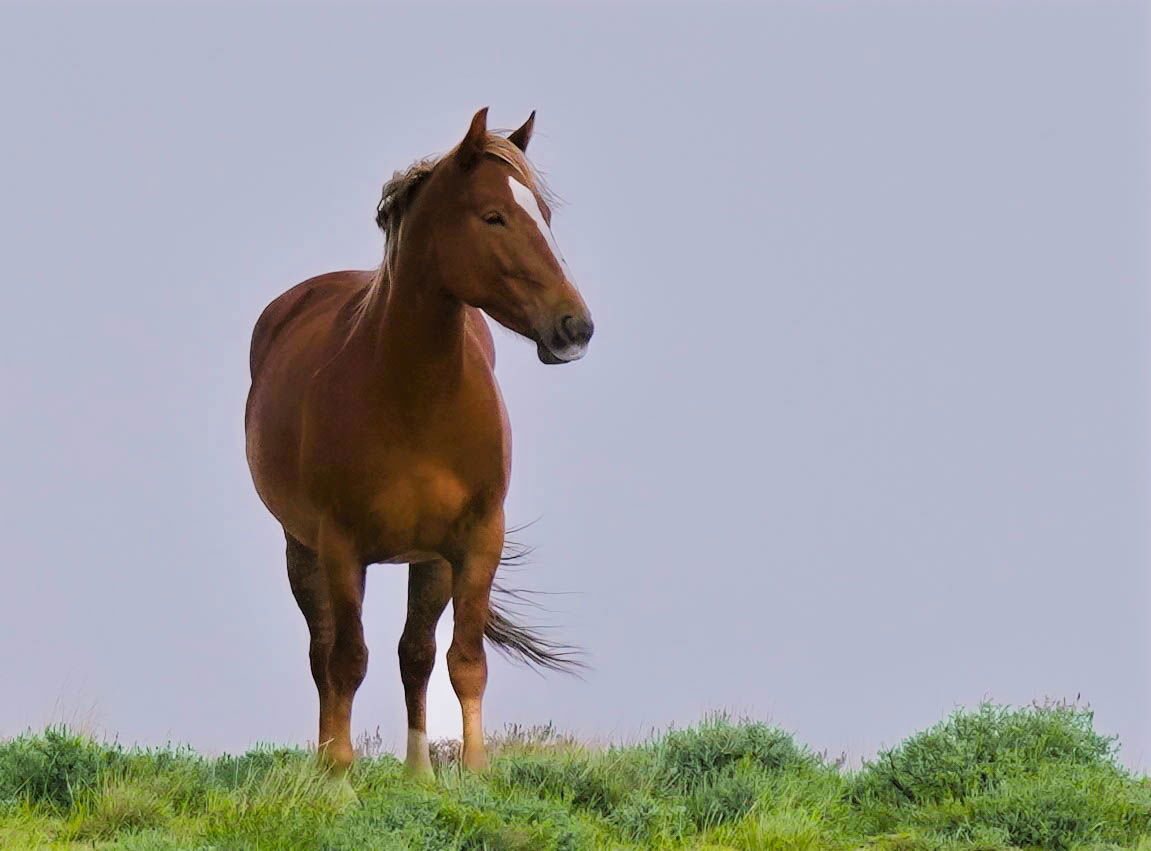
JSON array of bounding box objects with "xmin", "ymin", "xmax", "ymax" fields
[{"xmin": 536, "ymin": 313, "xmax": 594, "ymax": 365}]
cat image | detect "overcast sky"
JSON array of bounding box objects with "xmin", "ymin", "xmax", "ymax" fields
[{"xmin": 1, "ymin": 0, "xmax": 1147, "ymax": 768}]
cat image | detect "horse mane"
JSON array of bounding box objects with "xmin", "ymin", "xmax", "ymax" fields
[{"xmin": 370, "ymin": 134, "xmax": 558, "ymax": 289}]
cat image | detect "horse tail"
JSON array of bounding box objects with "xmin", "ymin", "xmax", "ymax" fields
[{"xmin": 482, "ymin": 533, "xmax": 587, "ymax": 675}]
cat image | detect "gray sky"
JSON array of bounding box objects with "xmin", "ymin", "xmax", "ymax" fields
[{"xmin": 1, "ymin": 1, "xmax": 1148, "ymax": 768}]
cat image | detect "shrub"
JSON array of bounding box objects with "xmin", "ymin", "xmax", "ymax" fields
[
  {"xmin": 654, "ymin": 714, "xmax": 815, "ymax": 791},
  {"xmin": 941, "ymin": 763, "xmax": 1151, "ymax": 850},
  {"xmin": 493, "ymin": 747, "xmax": 656, "ymax": 816},
  {"xmin": 606, "ymin": 789, "xmax": 692, "ymax": 843},
  {"xmin": 852, "ymin": 701, "xmax": 1119, "ymax": 808},
  {"xmin": 493, "ymin": 717, "xmax": 819, "ymax": 838},
  {"xmin": 683, "ymin": 761, "xmax": 763, "ymax": 829},
  {"xmin": 323, "ymin": 774, "xmax": 596, "ymax": 850},
  {"xmin": 206, "ymin": 745, "xmax": 309, "ymax": 790},
  {"xmin": 0, "ymin": 727, "xmax": 122, "ymax": 809},
  {"xmin": 446, "ymin": 782, "xmax": 596, "ymax": 851},
  {"xmin": 647, "ymin": 715, "xmax": 818, "ymax": 831},
  {"xmin": 319, "ymin": 781, "xmax": 453, "ymax": 850},
  {"xmin": 851, "ymin": 702, "xmax": 1150, "ymax": 850},
  {"xmin": 708, "ymin": 804, "xmax": 844, "ymax": 851}
]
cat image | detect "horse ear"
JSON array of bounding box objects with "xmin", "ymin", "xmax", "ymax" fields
[
  {"xmin": 508, "ymin": 111, "xmax": 535, "ymax": 152},
  {"xmin": 455, "ymin": 107, "xmax": 489, "ymax": 170}
]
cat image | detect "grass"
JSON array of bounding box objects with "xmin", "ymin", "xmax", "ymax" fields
[{"xmin": 0, "ymin": 702, "xmax": 1148, "ymax": 849}]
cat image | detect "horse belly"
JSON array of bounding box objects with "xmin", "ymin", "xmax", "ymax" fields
[{"xmin": 375, "ymin": 550, "xmax": 442, "ymax": 565}]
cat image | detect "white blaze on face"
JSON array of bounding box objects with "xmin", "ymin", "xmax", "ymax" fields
[{"xmin": 507, "ymin": 176, "xmax": 572, "ymax": 281}]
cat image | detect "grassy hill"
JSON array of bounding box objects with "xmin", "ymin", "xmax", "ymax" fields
[{"xmin": 1, "ymin": 702, "xmax": 1148, "ymax": 849}]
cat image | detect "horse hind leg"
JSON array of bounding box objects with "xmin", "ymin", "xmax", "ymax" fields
[
  {"xmin": 447, "ymin": 543, "xmax": 502, "ymax": 773},
  {"xmin": 398, "ymin": 559, "xmax": 452, "ymax": 777}
]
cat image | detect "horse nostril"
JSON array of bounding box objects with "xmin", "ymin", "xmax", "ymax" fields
[{"xmin": 560, "ymin": 315, "xmax": 594, "ymax": 346}]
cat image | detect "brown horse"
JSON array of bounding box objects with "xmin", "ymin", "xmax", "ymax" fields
[{"xmin": 244, "ymin": 108, "xmax": 593, "ymax": 775}]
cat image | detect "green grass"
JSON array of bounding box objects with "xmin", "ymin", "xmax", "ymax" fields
[{"xmin": 1, "ymin": 702, "xmax": 1148, "ymax": 849}]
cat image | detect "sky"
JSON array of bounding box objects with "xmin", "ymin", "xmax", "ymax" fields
[{"xmin": 1, "ymin": 0, "xmax": 1148, "ymax": 768}]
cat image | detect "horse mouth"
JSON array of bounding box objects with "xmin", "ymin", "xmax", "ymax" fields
[{"xmin": 536, "ymin": 338, "xmax": 586, "ymax": 365}]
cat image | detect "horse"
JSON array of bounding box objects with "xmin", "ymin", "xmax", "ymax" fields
[{"xmin": 243, "ymin": 108, "xmax": 593, "ymax": 775}]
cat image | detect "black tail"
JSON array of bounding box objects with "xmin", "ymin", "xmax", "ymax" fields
[{"xmin": 482, "ymin": 532, "xmax": 587, "ymax": 675}]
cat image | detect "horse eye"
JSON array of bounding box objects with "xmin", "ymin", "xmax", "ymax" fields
[{"xmin": 483, "ymin": 211, "xmax": 507, "ymax": 226}]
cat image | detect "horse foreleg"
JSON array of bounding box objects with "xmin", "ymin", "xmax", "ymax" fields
[
  {"xmin": 398, "ymin": 559, "xmax": 452, "ymax": 777},
  {"xmin": 315, "ymin": 526, "xmax": 368, "ymax": 773},
  {"xmin": 285, "ymin": 534, "xmax": 339, "ymax": 759},
  {"xmin": 447, "ymin": 526, "xmax": 502, "ymax": 772}
]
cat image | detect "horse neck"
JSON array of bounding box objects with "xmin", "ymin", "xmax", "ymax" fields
[{"xmin": 352, "ymin": 248, "xmax": 469, "ymax": 394}]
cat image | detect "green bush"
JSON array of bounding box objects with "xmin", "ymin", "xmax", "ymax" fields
[
  {"xmin": 203, "ymin": 745, "xmax": 307, "ymax": 790},
  {"xmin": 654, "ymin": 714, "xmax": 815, "ymax": 789},
  {"xmin": 934, "ymin": 763, "xmax": 1151, "ymax": 850},
  {"xmin": 322, "ymin": 775, "xmax": 596, "ymax": 850},
  {"xmin": 850, "ymin": 702, "xmax": 1150, "ymax": 851},
  {"xmin": 852, "ymin": 701, "xmax": 1118, "ymax": 808},
  {"xmin": 606, "ymin": 789, "xmax": 692, "ymax": 843},
  {"xmin": 708, "ymin": 803, "xmax": 846, "ymax": 851},
  {"xmin": 649, "ymin": 715, "xmax": 819, "ymax": 831},
  {"xmin": 683, "ymin": 761, "xmax": 763, "ymax": 829},
  {"xmin": 318, "ymin": 781, "xmax": 452, "ymax": 850},
  {"xmin": 493, "ymin": 747, "xmax": 656, "ymax": 817},
  {"xmin": 0, "ymin": 726, "xmax": 122, "ymax": 809}
]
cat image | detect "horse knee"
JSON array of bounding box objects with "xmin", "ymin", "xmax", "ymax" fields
[
  {"xmin": 330, "ymin": 636, "xmax": 368, "ymax": 692},
  {"xmin": 307, "ymin": 636, "xmax": 333, "ymax": 686}
]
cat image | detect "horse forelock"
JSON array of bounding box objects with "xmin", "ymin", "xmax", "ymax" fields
[{"xmin": 482, "ymin": 136, "xmax": 559, "ymax": 212}]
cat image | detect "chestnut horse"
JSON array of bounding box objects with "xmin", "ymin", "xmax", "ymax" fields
[{"xmin": 244, "ymin": 108, "xmax": 593, "ymax": 775}]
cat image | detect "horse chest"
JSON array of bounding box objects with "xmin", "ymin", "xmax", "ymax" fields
[{"xmin": 346, "ymin": 454, "xmax": 501, "ymax": 562}]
